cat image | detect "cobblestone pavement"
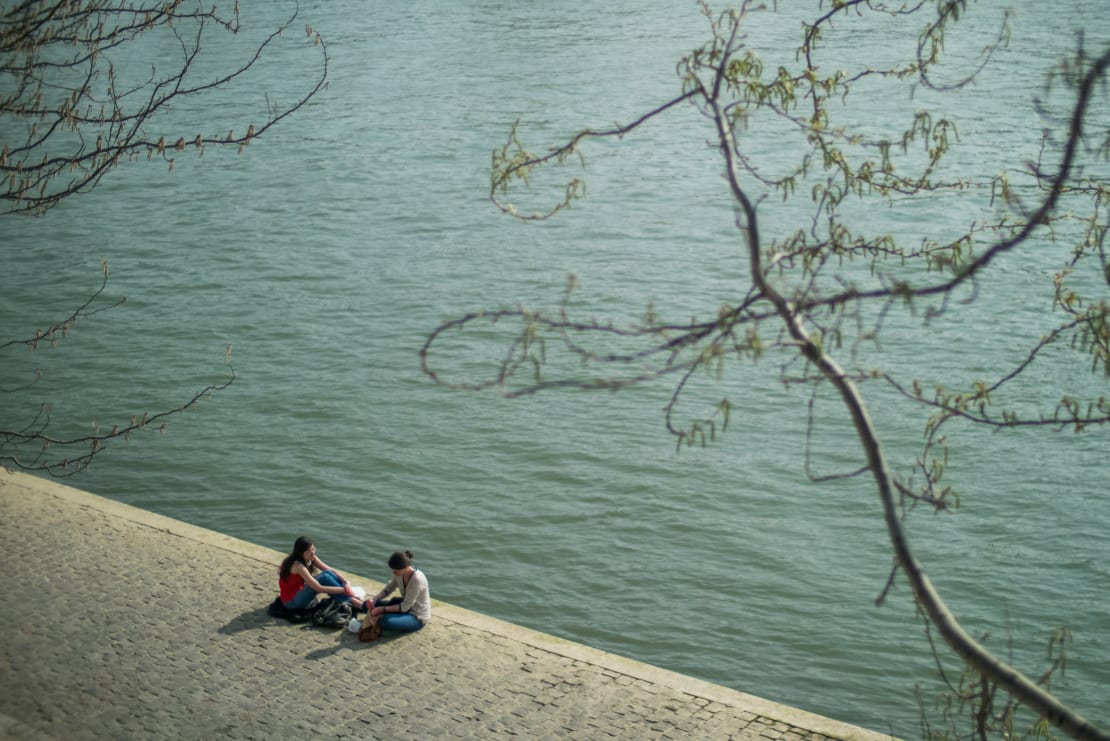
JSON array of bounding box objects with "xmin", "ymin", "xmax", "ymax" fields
[{"xmin": 0, "ymin": 470, "xmax": 894, "ymax": 740}]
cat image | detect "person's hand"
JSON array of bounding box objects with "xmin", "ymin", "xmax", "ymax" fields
[{"xmin": 343, "ymin": 584, "xmax": 354, "ymax": 596}]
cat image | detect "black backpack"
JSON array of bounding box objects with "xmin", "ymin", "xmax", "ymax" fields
[
  {"xmin": 267, "ymin": 596, "xmax": 319, "ymax": 624},
  {"xmin": 311, "ymin": 597, "xmax": 354, "ymax": 629}
]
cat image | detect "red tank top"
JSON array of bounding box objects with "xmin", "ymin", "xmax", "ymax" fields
[{"xmin": 279, "ymin": 571, "xmax": 306, "ymax": 603}]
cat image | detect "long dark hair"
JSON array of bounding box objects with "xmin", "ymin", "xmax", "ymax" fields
[{"xmin": 280, "ymin": 536, "xmax": 315, "ymax": 580}]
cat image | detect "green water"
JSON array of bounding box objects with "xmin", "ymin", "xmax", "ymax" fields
[{"xmin": 2, "ymin": 2, "xmax": 1107, "ymax": 734}]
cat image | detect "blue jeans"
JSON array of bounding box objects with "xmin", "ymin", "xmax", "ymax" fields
[
  {"xmin": 373, "ymin": 597, "xmax": 424, "ymax": 633},
  {"xmin": 284, "ymin": 570, "xmax": 351, "ymax": 609}
]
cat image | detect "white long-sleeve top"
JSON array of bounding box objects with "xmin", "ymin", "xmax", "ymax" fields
[{"xmin": 381, "ymin": 568, "xmax": 432, "ymax": 624}]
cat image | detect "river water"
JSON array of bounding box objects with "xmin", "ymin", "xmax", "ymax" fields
[{"xmin": 2, "ymin": 2, "xmax": 1108, "ymax": 735}]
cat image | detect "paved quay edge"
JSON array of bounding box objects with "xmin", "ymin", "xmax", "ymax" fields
[{"xmin": 1, "ymin": 469, "xmax": 895, "ymax": 740}]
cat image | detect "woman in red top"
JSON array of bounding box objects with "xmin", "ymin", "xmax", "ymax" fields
[{"xmin": 278, "ymin": 536, "xmax": 365, "ymax": 611}]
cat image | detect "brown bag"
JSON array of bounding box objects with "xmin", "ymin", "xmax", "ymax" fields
[{"xmin": 358, "ymin": 617, "xmax": 382, "ymax": 642}]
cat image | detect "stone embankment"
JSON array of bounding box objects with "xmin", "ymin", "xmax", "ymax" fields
[{"xmin": 0, "ymin": 469, "xmax": 895, "ymax": 740}]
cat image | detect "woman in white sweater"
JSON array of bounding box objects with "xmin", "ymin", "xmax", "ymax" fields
[{"xmin": 360, "ymin": 550, "xmax": 431, "ymax": 641}]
